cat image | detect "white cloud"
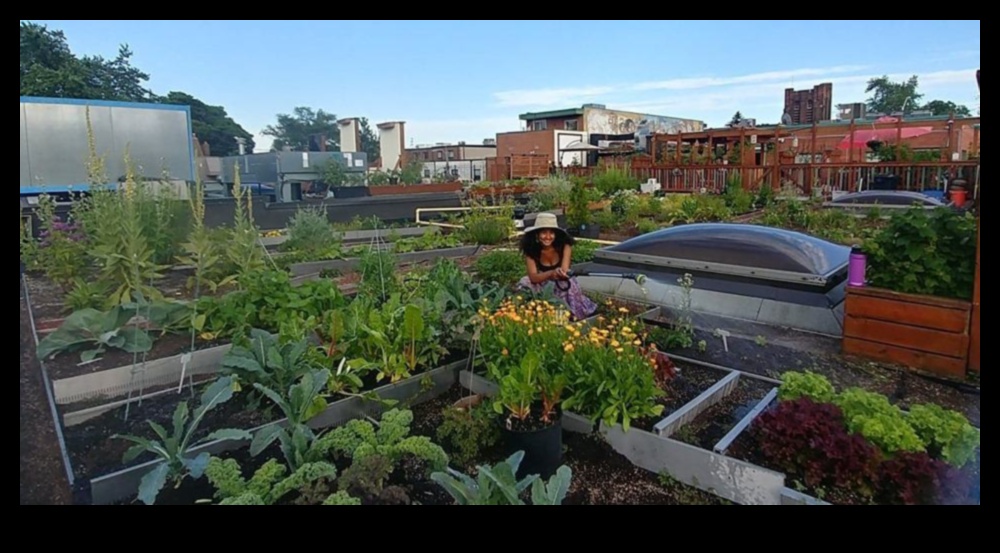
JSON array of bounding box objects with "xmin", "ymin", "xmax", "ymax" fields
[
  {"xmin": 493, "ymin": 86, "xmax": 617, "ymax": 108},
  {"xmin": 495, "ymin": 67, "xmax": 979, "ymax": 128},
  {"xmin": 630, "ymin": 65, "xmax": 868, "ymax": 91}
]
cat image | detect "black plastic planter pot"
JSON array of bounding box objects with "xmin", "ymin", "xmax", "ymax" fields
[{"xmin": 499, "ymin": 413, "xmax": 563, "ymax": 480}]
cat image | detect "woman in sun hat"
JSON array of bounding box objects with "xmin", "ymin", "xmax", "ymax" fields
[{"xmin": 518, "ymin": 212, "xmax": 598, "ymax": 320}]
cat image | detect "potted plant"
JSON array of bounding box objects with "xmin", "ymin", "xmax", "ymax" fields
[{"xmin": 493, "ymin": 350, "xmax": 566, "ymax": 479}]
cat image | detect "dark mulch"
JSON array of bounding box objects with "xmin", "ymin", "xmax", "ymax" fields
[
  {"xmin": 670, "ymin": 376, "xmax": 775, "ymax": 451},
  {"xmin": 631, "ymin": 362, "xmax": 729, "ymax": 433},
  {"xmin": 409, "ymin": 384, "xmax": 730, "ymax": 505},
  {"xmin": 20, "ymin": 282, "xmax": 73, "ymax": 505}
]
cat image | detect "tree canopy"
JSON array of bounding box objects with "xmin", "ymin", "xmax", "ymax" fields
[
  {"xmin": 865, "ymin": 75, "xmax": 972, "ymax": 117},
  {"xmin": 21, "ymin": 21, "xmax": 255, "ymax": 156}
]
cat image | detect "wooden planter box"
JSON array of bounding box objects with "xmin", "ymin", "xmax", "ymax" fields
[
  {"xmin": 368, "ymin": 182, "xmax": 464, "ymax": 196},
  {"xmin": 843, "ymin": 286, "xmax": 972, "ymax": 379},
  {"xmin": 468, "ymin": 185, "xmax": 533, "ymax": 197},
  {"xmin": 969, "ymin": 218, "xmax": 980, "ymax": 373}
]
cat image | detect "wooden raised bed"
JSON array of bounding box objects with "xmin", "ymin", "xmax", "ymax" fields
[
  {"xmin": 467, "ymin": 185, "xmax": 533, "ymax": 197},
  {"xmin": 843, "ymin": 286, "xmax": 972, "ymax": 379},
  {"xmin": 969, "ymin": 217, "xmax": 979, "ymax": 373},
  {"xmin": 369, "ymin": 182, "xmax": 463, "ymax": 196}
]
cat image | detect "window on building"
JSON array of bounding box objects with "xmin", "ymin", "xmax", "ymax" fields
[
  {"xmin": 436, "ymin": 151, "xmax": 443, "ymax": 160},
  {"xmin": 423, "ymin": 169, "xmax": 431, "ymax": 178},
  {"xmin": 447, "ymin": 150, "xmax": 455, "ymax": 159},
  {"xmin": 532, "ymin": 120, "xmax": 547, "ymax": 131},
  {"xmin": 565, "ymin": 120, "xmax": 578, "ymax": 130}
]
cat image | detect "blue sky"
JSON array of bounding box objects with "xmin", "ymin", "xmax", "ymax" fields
[{"xmin": 27, "ymin": 20, "xmax": 979, "ymax": 153}]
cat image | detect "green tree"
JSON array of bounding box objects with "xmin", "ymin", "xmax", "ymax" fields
[
  {"xmin": 159, "ymin": 91, "xmax": 255, "ymax": 156},
  {"xmin": 263, "ymin": 107, "xmax": 339, "ymax": 152},
  {"xmin": 865, "ymin": 75, "xmax": 972, "ymax": 117},
  {"xmin": 20, "ymin": 21, "xmax": 152, "ymax": 102},
  {"xmin": 358, "ymin": 117, "xmax": 381, "ymax": 163},
  {"xmin": 922, "ymin": 100, "xmax": 972, "ymax": 117},
  {"xmin": 865, "ymin": 75, "xmax": 922, "ymax": 115}
]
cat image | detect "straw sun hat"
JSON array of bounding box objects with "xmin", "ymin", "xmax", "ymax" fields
[{"xmin": 524, "ymin": 213, "xmax": 567, "ymax": 237}]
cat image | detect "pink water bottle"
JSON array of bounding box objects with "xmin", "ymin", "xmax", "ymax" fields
[{"xmin": 848, "ymin": 246, "xmax": 866, "ymax": 287}]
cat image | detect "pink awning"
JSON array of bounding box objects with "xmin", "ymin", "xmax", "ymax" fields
[{"xmin": 838, "ymin": 127, "xmax": 933, "ymax": 149}]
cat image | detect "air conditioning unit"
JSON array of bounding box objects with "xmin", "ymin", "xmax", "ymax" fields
[{"xmin": 483, "ymin": 139, "xmax": 496, "ymax": 146}]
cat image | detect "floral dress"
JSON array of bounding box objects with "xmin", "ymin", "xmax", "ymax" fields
[{"xmin": 517, "ymin": 250, "xmax": 597, "ymax": 320}]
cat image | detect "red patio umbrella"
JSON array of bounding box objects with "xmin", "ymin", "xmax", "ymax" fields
[{"xmin": 837, "ymin": 126, "xmax": 934, "ymax": 149}]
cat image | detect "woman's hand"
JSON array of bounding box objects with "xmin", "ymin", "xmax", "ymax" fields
[{"xmin": 555, "ymin": 268, "xmax": 569, "ymax": 280}]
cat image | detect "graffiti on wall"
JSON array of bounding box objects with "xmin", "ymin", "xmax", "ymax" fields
[{"xmin": 584, "ymin": 108, "xmax": 704, "ymax": 152}]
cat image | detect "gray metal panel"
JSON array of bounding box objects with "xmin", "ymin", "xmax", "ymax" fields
[
  {"xmin": 24, "ymin": 103, "xmax": 116, "ymax": 187},
  {"xmin": 109, "ymin": 106, "xmax": 193, "ymax": 180},
  {"xmin": 20, "ymin": 104, "xmax": 31, "ymax": 187},
  {"xmin": 604, "ymin": 224, "xmax": 850, "ymax": 279}
]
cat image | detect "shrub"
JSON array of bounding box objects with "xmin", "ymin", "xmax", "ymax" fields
[{"xmin": 474, "ymin": 250, "xmax": 524, "ymax": 287}]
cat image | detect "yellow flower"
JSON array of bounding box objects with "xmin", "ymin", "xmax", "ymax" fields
[
  {"xmin": 564, "ymin": 343, "xmax": 575, "ymax": 352},
  {"xmin": 616, "ymin": 348, "xmax": 624, "ymax": 354},
  {"xmin": 633, "ymin": 340, "xmax": 642, "ymax": 346},
  {"xmin": 502, "ymin": 349, "xmax": 509, "ymax": 356},
  {"xmin": 611, "ymin": 340, "xmax": 621, "ymax": 348},
  {"xmin": 622, "ymin": 327, "xmax": 632, "ymax": 334},
  {"xmin": 619, "ymin": 307, "xmax": 630, "ymax": 314}
]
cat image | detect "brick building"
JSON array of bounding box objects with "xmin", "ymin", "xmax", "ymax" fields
[{"xmin": 784, "ymin": 83, "xmax": 833, "ymax": 125}]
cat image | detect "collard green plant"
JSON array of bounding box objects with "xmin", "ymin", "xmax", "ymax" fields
[
  {"xmin": 204, "ymin": 457, "xmax": 347, "ymax": 505},
  {"xmin": 431, "ymin": 451, "xmax": 572, "ymax": 505},
  {"xmin": 36, "ymin": 306, "xmax": 153, "ymax": 362},
  {"xmin": 222, "ymin": 329, "xmax": 319, "ymax": 407},
  {"xmin": 114, "ymin": 376, "xmax": 251, "ymax": 505}
]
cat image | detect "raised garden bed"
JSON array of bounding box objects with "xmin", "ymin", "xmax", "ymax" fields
[
  {"xmin": 669, "ymin": 375, "xmax": 775, "ymax": 451},
  {"xmin": 114, "ymin": 380, "xmax": 728, "ymax": 505},
  {"xmin": 289, "ymin": 245, "xmax": 481, "ymax": 279},
  {"xmin": 369, "ymin": 183, "xmax": 464, "ymax": 196},
  {"xmin": 843, "ymin": 286, "xmax": 972, "ymax": 379},
  {"xmin": 725, "ymin": 408, "xmax": 980, "ymax": 506},
  {"xmin": 630, "ymin": 362, "xmax": 729, "ymax": 433},
  {"xmin": 79, "ymin": 358, "xmax": 467, "ymax": 505},
  {"xmin": 259, "ymin": 226, "xmax": 430, "ymax": 248}
]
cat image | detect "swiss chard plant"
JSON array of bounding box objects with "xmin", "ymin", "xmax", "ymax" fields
[
  {"xmin": 338, "ymin": 295, "xmax": 446, "ymax": 383},
  {"xmin": 113, "ymin": 376, "xmax": 251, "ymax": 505},
  {"xmin": 36, "ymin": 306, "xmax": 153, "ymax": 362},
  {"xmin": 431, "ymin": 451, "xmax": 573, "ymax": 505}
]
